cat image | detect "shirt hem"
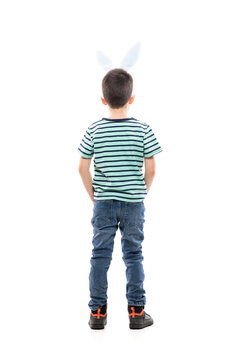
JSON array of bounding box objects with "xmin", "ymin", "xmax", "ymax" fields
[
  {"xmin": 93, "ymin": 196, "xmax": 146, "ymax": 202},
  {"xmin": 144, "ymin": 148, "xmax": 163, "ymax": 158}
]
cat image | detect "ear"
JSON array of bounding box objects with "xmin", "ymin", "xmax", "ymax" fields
[
  {"xmin": 121, "ymin": 42, "xmax": 141, "ymax": 70},
  {"xmin": 101, "ymin": 97, "xmax": 108, "ymax": 105},
  {"xmin": 96, "ymin": 51, "xmax": 113, "ymax": 72},
  {"xmin": 128, "ymin": 95, "xmax": 135, "ymax": 104}
]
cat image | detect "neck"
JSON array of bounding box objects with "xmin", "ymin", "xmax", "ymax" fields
[{"xmin": 108, "ymin": 106, "xmax": 129, "ymax": 119}]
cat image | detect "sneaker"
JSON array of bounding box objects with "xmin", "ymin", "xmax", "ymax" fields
[
  {"xmin": 88, "ymin": 304, "xmax": 107, "ymax": 330},
  {"xmin": 128, "ymin": 305, "xmax": 154, "ymax": 329}
]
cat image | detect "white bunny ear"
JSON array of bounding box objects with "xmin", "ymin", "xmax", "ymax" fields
[
  {"xmin": 96, "ymin": 50, "xmax": 113, "ymax": 72},
  {"xmin": 120, "ymin": 42, "xmax": 141, "ymax": 70}
]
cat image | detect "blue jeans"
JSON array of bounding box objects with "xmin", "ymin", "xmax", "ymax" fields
[{"xmin": 89, "ymin": 199, "xmax": 146, "ymax": 310}]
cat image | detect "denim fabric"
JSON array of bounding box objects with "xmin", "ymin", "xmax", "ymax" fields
[{"xmin": 89, "ymin": 199, "xmax": 146, "ymax": 310}]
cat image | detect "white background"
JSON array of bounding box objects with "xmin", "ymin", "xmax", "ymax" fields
[{"xmin": 0, "ymin": 0, "xmax": 240, "ymax": 359}]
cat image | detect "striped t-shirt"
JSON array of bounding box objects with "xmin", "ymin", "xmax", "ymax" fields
[{"xmin": 78, "ymin": 117, "xmax": 162, "ymax": 202}]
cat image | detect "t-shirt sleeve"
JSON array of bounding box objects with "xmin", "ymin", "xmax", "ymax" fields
[
  {"xmin": 143, "ymin": 125, "xmax": 163, "ymax": 158},
  {"xmin": 78, "ymin": 127, "xmax": 94, "ymax": 158}
]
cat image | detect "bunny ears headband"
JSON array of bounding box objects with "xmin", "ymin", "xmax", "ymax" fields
[{"xmin": 96, "ymin": 42, "xmax": 141, "ymax": 72}]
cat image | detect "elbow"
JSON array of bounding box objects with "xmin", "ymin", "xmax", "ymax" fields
[
  {"xmin": 149, "ymin": 167, "xmax": 156, "ymax": 176},
  {"xmin": 145, "ymin": 169, "xmax": 156, "ymax": 177},
  {"xmin": 78, "ymin": 166, "xmax": 84, "ymax": 175},
  {"xmin": 79, "ymin": 166, "xmax": 89, "ymax": 175}
]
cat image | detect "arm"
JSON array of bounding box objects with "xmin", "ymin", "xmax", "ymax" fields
[
  {"xmin": 144, "ymin": 155, "xmax": 156, "ymax": 193},
  {"xmin": 78, "ymin": 157, "xmax": 94, "ymax": 204}
]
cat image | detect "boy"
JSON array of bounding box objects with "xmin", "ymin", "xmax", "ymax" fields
[{"xmin": 78, "ymin": 68, "xmax": 162, "ymax": 329}]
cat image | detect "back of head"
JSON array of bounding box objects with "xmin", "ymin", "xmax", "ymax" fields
[{"xmin": 102, "ymin": 68, "xmax": 133, "ymax": 109}]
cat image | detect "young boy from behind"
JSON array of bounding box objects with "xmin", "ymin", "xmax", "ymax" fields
[{"xmin": 78, "ymin": 68, "xmax": 162, "ymax": 329}]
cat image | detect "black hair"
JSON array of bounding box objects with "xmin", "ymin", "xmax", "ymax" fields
[{"xmin": 102, "ymin": 68, "xmax": 133, "ymax": 109}]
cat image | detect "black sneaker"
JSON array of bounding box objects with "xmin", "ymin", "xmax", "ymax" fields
[
  {"xmin": 88, "ymin": 304, "xmax": 107, "ymax": 330},
  {"xmin": 128, "ymin": 305, "xmax": 154, "ymax": 329}
]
